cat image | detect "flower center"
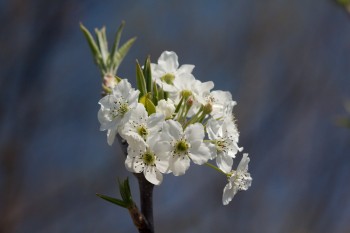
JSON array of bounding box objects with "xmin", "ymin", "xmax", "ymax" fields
[
  {"xmin": 216, "ymin": 139, "xmax": 227, "ymax": 152},
  {"xmin": 118, "ymin": 103, "xmax": 129, "ymax": 115},
  {"xmin": 175, "ymin": 140, "xmax": 189, "ymax": 154},
  {"xmin": 181, "ymin": 90, "xmax": 192, "ymax": 99},
  {"xmin": 137, "ymin": 125, "xmax": 148, "ymax": 140},
  {"xmin": 161, "ymin": 73, "xmax": 175, "ymax": 84},
  {"xmin": 142, "ymin": 151, "xmax": 156, "ymax": 165}
]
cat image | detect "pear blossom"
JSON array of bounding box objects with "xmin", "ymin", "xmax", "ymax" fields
[
  {"xmin": 222, "ymin": 153, "xmax": 252, "ymax": 205},
  {"xmin": 170, "ymin": 74, "xmax": 214, "ymax": 103},
  {"xmin": 151, "ymin": 51, "xmax": 195, "ymax": 92},
  {"xmin": 204, "ymin": 90, "xmax": 236, "ymax": 119},
  {"xmin": 155, "ymin": 99, "xmax": 176, "ymax": 119},
  {"xmin": 207, "ymin": 117, "xmax": 242, "ymax": 173},
  {"xmin": 120, "ymin": 104, "xmax": 165, "ymax": 144},
  {"xmin": 125, "ymin": 138, "xmax": 170, "ymax": 185},
  {"xmin": 160, "ymin": 120, "xmax": 211, "ymax": 176},
  {"xmin": 98, "ymin": 79, "xmax": 140, "ymax": 145}
]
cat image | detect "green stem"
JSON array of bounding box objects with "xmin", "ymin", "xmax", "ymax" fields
[{"xmin": 205, "ymin": 162, "xmax": 227, "ymax": 176}]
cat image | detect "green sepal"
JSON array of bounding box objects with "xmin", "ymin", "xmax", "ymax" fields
[
  {"xmin": 96, "ymin": 193, "xmax": 128, "ymax": 208},
  {"xmin": 140, "ymin": 94, "xmax": 156, "ymax": 115},
  {"xmin": 136, "ymin": 61, "xmax": 147, "ymax": 97},
  {"xmin": 143, "ymin": 56, "xmax": 152, "ymax": 92}
]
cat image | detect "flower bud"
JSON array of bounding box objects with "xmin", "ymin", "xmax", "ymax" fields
[{"xmin": 203, "ymin": 102, "xmax": 213, "ymax": 114}]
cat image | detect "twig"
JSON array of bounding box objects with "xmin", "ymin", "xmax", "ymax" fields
[{"xmin": 117, "ymin": 135, "xmax": 155, "ymax": 233}]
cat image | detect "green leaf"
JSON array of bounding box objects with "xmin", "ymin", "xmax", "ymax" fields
[
  {"xmin": 152, "ymin": 81, "xmax": 158, "ymax": 105},
  {"xmin": 96, "ymin": 193, "xmax": 128, "ymax": 208},
  {"xmin": 143, "ymin": 56, "xmax": 152, "ymax": 92},
  {"xmin": 95, "ymin": 27, "xmax": 109, "ymax": 65},
  {"xmin": 136, "ymin": 61, "xmax": 147, "ymax": 97},
  {"xmin": 158, "ymin": 87, "xmax": 164, "ymax": 100},
  {"xmin": 140, "ymin": 95, "xmax": 156, "ymax": 115},
  {"xmin": 145, "ymin": 97, "xmax": 156, "ymax": 115},
  {"xmin": 337, "ymin": 0, "xmax": 350, "ymax": 6},
  {"xmin": 79, "ymin": 23, "xmax": 103, "ymax": 67},
  {"xmin": 113, "ymin": 37, "xmax": 137, "ymax": 73},
  {"xmin": 110, "ymin": 21, "xmax": 125, "ymax": 63}
]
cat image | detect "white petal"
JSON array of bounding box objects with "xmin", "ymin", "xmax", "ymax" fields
[
  {"xmin": 144, "ymin": 166, "xmax": 163, "ymax": 185},
  {"xmin": 189, "ymin": 142, "xmax": 211, "ymax": 165},
  {"xmin": 206, "ymin": 118, "xmax": 221, "ymax": 139},
  {"xmin": 107, "ymin": 128, "xmax": 117, "ymax": 146},
  {"xmin": 162, "ymin": 120, "xmax": 183, "ymax": 141},
  {"xmin": 169, "ymin": 155, "xmax": 190, "ymax": 176},
  {"xmin": 216, "ymin": 153, "xmax": 233, "ymax": 173},
  {"xmin": 177, "ymin": 64, "xmax": 195, "ymax": 75},
  {"xmin": 237, "ymin": 153, "xmax": 250, "ymax": 172},
  {"xmin": 222, "ymin": 183, "xmax": 238, "ymax": 205},
  {"xmin": 158, "ymin": 51, "xmax": 179, "ymax": 72},
  {"xmin": 185, "ymin": 123, "xmax": 204, "ymax": 142},
  {"xmin": 147, "ymin": 113, "xmax": 165, "ymax": 130},
  {"xmin": 125, "ymin": 156, "xmax": 144, "ymax": 173},
  {"xmin": 156, "ymin": 158, "xmax": 170, "ymax": 174}
]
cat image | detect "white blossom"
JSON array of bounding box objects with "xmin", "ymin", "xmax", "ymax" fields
[
  {"xmin": 125, "ymin": 138, "xmax": 170, "ymax": 185},
  {"xmin": 156, "ymin": 99, "xmax": 176, "ymax": 119},
  {"xmin": 151, "ymin": 51, "xmax": 195, "ymax": 92},
  {"xmin": 98, "ymin": 79, "xmax": 140, "ymax": 145},
  {"xmin": 222, "ymin": 153, "xmax": 252, "ymax": 205},
  {"xmin": 160, "ymin": 120, "xmax": 211, "ymax": 176},
  {"xmin": 205, "ymin": 90, "xmax": 236, "ymax": 119},
  {"xmin": 120, "ymin": 104, "xmax": 165, "ymax": 144},
  {"xmin": 207, "ymin": 117, "xmax": 242, "ymax": 173}
]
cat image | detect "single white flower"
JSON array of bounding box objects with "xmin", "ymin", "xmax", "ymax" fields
[
  {"xmin": 151, "ymin": 51, "xmax": 195, "ymax": 92},
  {"xmin": 206, "ymin": 117, "xmax": 242, "ymax": 173},
  {"xmin": 160, "ymin": 120, "xmax": 211, "ymax": 176},
  {"xmin": 120, "ymin": 104, "xmax": 165, "ymax": 144},
  {"xmin": 156, "ymin": 99, "xmax": 176, "ymax": 119},
  {"xmin": 205, "ymin": 90, "xmax": 236, "ymax": 119},
  {"xmin": 98, "ymin": 79, "xmax": 140, "ymax": 145},
  {"xmin": 125, "ymin": 138, "xmax": 170, "ymax": 185},
  {"xmin": 223, "ymin": 153, "xmax": 252, "ymax": 205}
]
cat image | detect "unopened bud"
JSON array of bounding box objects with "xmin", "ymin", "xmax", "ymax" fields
[
  {"xmin": 186, "ymin": 97, "xmax": 194, "ymax": 108},
  {"xmin": 203, "ymin": 102, "xmax": 213, "ymax": 114},
  {"xmin": 103, "ymin": 74, "xmax": 118, "ymax": 89}
]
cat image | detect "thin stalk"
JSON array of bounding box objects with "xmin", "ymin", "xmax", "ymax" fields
[{"xmin": 205, "ymin": 162, "xmax": 227, "ymax": 176}]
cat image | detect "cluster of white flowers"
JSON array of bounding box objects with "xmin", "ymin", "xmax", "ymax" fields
[{"xmin": 98, "ymin": 51, "xmax": 252, "ymax": 205}]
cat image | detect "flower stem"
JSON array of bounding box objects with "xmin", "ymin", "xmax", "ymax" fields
[{"xmin": 205, "ymin": 162, "xmax": 227, "ymax": 176}]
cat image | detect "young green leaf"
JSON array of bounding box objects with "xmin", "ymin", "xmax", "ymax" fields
[
  {"xmin": 110, "ymin": 21, "xmax": 125, "ymax": 63},
  {"xmin": 113, "ymin": 37, "xmax": 137, "ymax": 73},
  {"xmin": 136, "ymin": 61, "xmax": 147, "ymax": 97},
  {"xmin": 143, "ymin": 56, "xmax": 152, "ymax": 92},
  {"xmin": 152, "ymin": 81, "xmax": 158, "ymax": 105},
  {"xmin": 79, "ymin": 23, "xmax": 103, "ymax": 66},
  {"xmin": 96, "ymin": 193, "xmax": 128, "ymax": 208}
]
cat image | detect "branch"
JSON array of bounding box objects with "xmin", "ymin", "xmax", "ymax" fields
[{"xmin": 117, "ymin": 135, "xmax": 154, "ymax": 233}]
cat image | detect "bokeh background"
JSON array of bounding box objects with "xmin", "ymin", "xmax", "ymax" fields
[{"xmin": 1, "ymin": 0, "xmax": 350, "ymax": 232}]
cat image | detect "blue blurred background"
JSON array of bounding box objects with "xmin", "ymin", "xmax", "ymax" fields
[{"xmin": 1, "ymin": 0, "xmax": 350, "ymax": 232}]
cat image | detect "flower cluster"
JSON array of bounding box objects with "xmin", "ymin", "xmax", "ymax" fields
[{"xmin": 98, "ymin": 51, "xmax": 252, "ymax": 205}]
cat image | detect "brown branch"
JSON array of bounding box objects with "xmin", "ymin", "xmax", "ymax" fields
[{"xmin": 117, "ymin": 135, "xmax": 154, "ymax": 233}]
